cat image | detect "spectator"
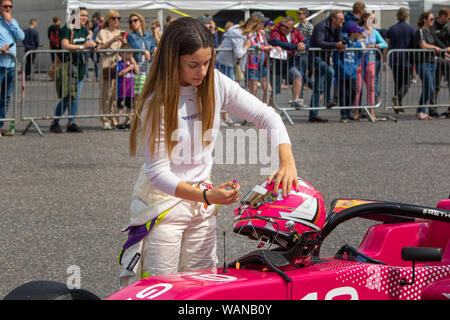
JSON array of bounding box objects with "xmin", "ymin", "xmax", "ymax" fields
[
  {"xmin": 85, "ymin": 20, "xmax": 98, "ymax": 81},
  {"xmin": 309, "ymin": 10, "xmax": 346, "ymax": 123},
  {"xmin": 96, "ymin": 9, "xmax": 126, "ymax": 130},
  {"xmin": 296, "ymin": 8, "xmax": 314, "ymax": 40},
  {"xmin": 151, "ymin": 19, "xmax": 161, "ymax": 46},
  {"xmin": 246, "ymin": 12, "xmax": 274, "ymax": 104},
  {"xmin": 164, "ymin": 15, "xmax": 175, "ymax": 29},
  {"xmin": 215, "ymin": 16, "xmax": 254, "ymax": 126},
  {"xmin": 197, "ymin": 15, "xmax": 219, "ymax": 48},
  {"xmin": 91, "ymin": 11, "xmax": 101, "ymax": 31},
  {"xmin": 295, "ymin": 8, "xmax": 314, "ymax": 101},
  {"xmin": 414, "ymin": 11, "xmax": 449, "ymax": 120},
  {"xmin": 126, "ymin": 12, "xmax": 155, "ymax": 128},
  {"xmin": 269, "ymin": 16, "xmax": 307, "ymax": 109},
  {"xmin": 49, "ymin": 7, "xmax": 96, "ymax": 133},
  {"xmin": 115, "ymin": 43, "xmax": 139, "ymax": 130},
  {"xmin": 47, "ymin": 16, "xmax": 61, "ymax": 63},
  {"xmin": 333, "ymin": 23, "xmax": 364, "ymax": 122},
  {"xmin": 0, "ymin": 0, "xmax": 24, "ymax": 137},
  {"xmin": 431, "ymin": 8, "xmax": 450, "ymax": 117},
  {"xmin": 343, "ymin": 1, "xmax": 366, "ymax": 35},
  {"xmin": 23, "ymin": 18, "xmax": 39, "ymax": 81},
  {"xmin": 386, "ymin": 7, "xmax": 416, "ymax": 114},
  {"xmin": 353, "ymin": 12, "xmax": 387, "ymax": 121}
]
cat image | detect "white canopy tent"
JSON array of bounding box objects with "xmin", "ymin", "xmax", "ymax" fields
[
  {"xmin": 64, "ymin": 0, "xmax": 411, "ymax": 29},
  {"xmin": 64, "ymin": 1, "xmax": 410, "ymax": 11}
]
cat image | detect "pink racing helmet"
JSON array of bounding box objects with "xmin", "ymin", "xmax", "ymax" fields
[{"xmin": 233, "ymin": 177, "xmax": 327, "ymax": 252}]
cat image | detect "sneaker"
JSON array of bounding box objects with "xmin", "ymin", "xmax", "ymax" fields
[
  {"xmin": 103, "ymin": 122, "xmax": 112, "ymax": 130},
  {"xmin": 308, "ymin": 116, "xmax": 328, "ymax": 123},
  {"xmin": 67, "ymin": 122, "xmax": 82, "ymax": 133},
  {"xmin": 0, "ymin": 129, "xmax": 13, "ymax": 136},
  {"xmin": 220, "ymin": 120, "xmax": 229, "ymax": 127},
  {"xmin": 49, "ymin": 122, "xmax": 63, "ymax": 133},
  {"xmin": 292, "ymin": 99, "xmax": 306, "ymax": 109},
  {"xmin": 340, "ymin": 118, "xmax": 349, "ymax": 123},
  {"xmin": 428, "ymin": 109, "xmax": 440, "ymax": 118}
]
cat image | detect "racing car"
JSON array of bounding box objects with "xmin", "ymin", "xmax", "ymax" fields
[{"xmin": 4, "ymin": 178, "xmax": 450, "ymax": 301}]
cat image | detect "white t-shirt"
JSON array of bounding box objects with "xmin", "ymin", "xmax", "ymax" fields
[{"xmin": 143, "ymin": 70, "xmax": 291, "ymax": 196}]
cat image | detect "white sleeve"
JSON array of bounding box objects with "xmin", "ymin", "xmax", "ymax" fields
[
  {"xmin": 217, "ymin": 71, "xmax": 291, "ymax": 147},
  {"xmin": 142, "ymin": 113, "xmax": 182, "ymax": 197}
]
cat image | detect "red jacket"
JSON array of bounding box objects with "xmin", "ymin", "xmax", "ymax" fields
[{"xmin": 269, "ymin": 22, "xmax": 305, "ymax": 56}]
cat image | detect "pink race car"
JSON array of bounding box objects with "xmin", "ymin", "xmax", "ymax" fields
[{"xmin": 4, "ymin": 179, "xmax": 450, "ymax": 301}]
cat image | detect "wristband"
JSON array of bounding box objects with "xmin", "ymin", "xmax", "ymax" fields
[{"xmin": 203, "ymin": 189, "xmax": 211, "ymax": 206}]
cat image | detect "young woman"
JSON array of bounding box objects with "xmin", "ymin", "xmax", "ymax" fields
[
  {"xmin": 95, "ymin": 10, "xmax": 126, "ymax": 129},
  {"xmin": 119, "ymin": 17, "xmax": 299, "ymax": 288},
  {"xmin": 414, "ymin": 11, "xmax": 449, "ymax": 120},
  {"xmin": 353, "ymin": 13, "xmax": 387, "ymax": 121}
]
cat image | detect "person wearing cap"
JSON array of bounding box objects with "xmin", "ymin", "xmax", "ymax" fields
[
  {"xmin": 332, "ymin": 23, "xmax": 364, "ymax": 122},
  {"xmin": 197, "ymin": 15, "xmax": 219, "ymax": 48}
]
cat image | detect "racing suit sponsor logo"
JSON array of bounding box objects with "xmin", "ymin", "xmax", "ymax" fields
[{"xmin": 126, "ymin": 253, "xmax": 141, "ymax": 271}]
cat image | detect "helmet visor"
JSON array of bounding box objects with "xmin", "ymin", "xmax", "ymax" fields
[{"xmin": 240, "ymin": 183, "xmax": 276, "ymax": 208}]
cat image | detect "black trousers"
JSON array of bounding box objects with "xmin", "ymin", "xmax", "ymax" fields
[{"xmin": 391, "ymin": 64, "xmax": 411, "ymax": 106}]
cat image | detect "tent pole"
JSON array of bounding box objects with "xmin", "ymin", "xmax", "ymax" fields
[{"xmin": 158, "ymin": 9, "xmax": 164, "ymax": 32}]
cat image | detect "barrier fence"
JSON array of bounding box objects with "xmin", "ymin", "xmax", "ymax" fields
[
  {"xmin": 1, "ymin": 47, "xmax": 448, "ymax": 136},
  {"xmin": 385, "ymin": 49, "xmax": 450, "ymax": 112},
  {"xmin": 267, "ymin": 47, "xmax": 383, "ymax": 124},
  {"xmin": 21, "ymin": 48, "xmax": 149, "ymax": 135}
]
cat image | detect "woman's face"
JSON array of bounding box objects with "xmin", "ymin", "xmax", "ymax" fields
[
  {"xmin": 179, "ymin": 47, "xmax": 212, "ymax": 87},
  {"xmin": 110, "ymin": 14, "xmax": 120, "ymax": 28},
  {"xmin": 426, "ymin": 14, "xmax": 435, "ymax": 27},
  {"xmin": 129, "ymin": 15, "xmax": 141, "ymax": 31}
]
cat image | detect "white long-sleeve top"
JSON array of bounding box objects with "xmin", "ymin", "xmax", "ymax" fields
[{"xmin": 143, "ymin": 69, "xmax": 291, "ymax": 196}]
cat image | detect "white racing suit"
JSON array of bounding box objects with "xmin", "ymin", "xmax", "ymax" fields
[{"xmin": 119, "ymin": 165, "xmax": 219, "ymax": 289}]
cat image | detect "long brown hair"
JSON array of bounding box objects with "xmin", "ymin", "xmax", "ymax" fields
[
  {"xmin": 129, "ymin": 17, "xmax": 216, "ymax": 158},
  {"xmin": 239, "ymin": 15, "xmax": 264, "ymax": 36}
]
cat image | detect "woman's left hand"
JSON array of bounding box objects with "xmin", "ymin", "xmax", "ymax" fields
[{"xmin": 267, "ymin": 144, "xmax": 299, "ymax": 198}]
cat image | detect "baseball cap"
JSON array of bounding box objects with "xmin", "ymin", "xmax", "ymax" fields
[
  {"xmin": 346, "ymin": 23, "xmax": 364, "ymax": 34},
  {"xmin": 251, "ymin": 11, "xmax": 269, "ymax": 23},
  {"xmin": 196, "ymin": 15, "xmax": 214, "ymax": 25}
]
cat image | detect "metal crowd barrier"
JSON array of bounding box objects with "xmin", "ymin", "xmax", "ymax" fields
[
  {"xmin": 268, "ymin": 47, "xmax": 383, "ymax": 124},
  {"xmin": 0, "ymin": 52, "xmax": 19, "ymax": 132},
  {"xmin": 385, "ymin": 49, "xmax": 450, "ymax": 111},
  {"xmin": 21, "ymin": 48, "xmax": 149, "ymax": 135}
]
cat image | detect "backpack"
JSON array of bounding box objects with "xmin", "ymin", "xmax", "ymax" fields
[{"xmin": 49, "ymin": 28, "xmax": 60, "ymax": 48}]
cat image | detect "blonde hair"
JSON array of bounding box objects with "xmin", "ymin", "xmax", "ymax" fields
[
  {"xmin": 129, "ymin": 12, "xmax": 146, "ymax": 32},
  {"xmin": 239, "ymin": 15, "xmax": 263, "ymax": 36},
  {"xmin": 129, "ymin": 17, "xmax": 216, "ymax": 159},
  {"xmin": 103, "ymin": 10, "xmax": 120, "ymax": 29}
]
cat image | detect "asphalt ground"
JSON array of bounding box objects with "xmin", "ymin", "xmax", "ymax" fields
[{"xmin": 1, "ymin": 104, "xmax": 449, "ymax": 299}]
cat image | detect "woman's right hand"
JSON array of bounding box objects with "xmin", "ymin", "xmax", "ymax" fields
[{"xmin": 206, "ymin": 181, "xmax": 240, "ymax": 205}]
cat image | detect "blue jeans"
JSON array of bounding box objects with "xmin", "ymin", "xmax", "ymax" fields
[
  {"xmin": 54, "ymin": 80, "xmax": 83, "ymax": 124},
  {"xmin": 0, "ymin": 67, "xmax": 15, "ymax": 129},
  {"xmin": 417, "ymin": 63, "xmax": 436, "ymax": 113},
  {"xmin": 216, "ymin": 63, "xmax": 235, "ymax": 81},
  {"xmin": 310, "ymin": 56, "xmax": 334, "ymax": 118},
  {"xmin": 299, "ymin": 54, "xmax": 313, "ymax": 99}
]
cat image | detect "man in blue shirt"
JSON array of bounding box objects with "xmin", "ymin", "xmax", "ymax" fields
[
  {"xmin": 0, "ymin": 0, "xmax": 24, "ymax": 136},
  {"xmin": 386, "ymin": 7, "xmax": 416, "ymax": 114}
]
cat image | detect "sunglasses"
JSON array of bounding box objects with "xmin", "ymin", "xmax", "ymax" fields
[
  {"xmin": 111, "ymin": 17, "xmax": 121, "ymax": 21},
  {"xmin": 129, "ymin": 18, "xmax": 139, "ymax": 23},
  {"xmin": 280, "ymin": 24, "xmax": 291, "ymax": 29},
  {"xmin": 1, "ymin": 5, "xmax": 12, "ymax": 9}
]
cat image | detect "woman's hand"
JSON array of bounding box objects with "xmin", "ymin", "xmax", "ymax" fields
[
  {"xmin": 205, "ymin": 181, "xmax": 240, "ymax": 205},
  {"xmin": 268, "ymin": 144, "xmax": 299, "ymax": 198}
]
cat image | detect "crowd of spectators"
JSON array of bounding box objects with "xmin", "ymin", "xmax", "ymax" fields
[{"xmin": 0, "ymin": 1, "xmax": 449, "ymax": 137}]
